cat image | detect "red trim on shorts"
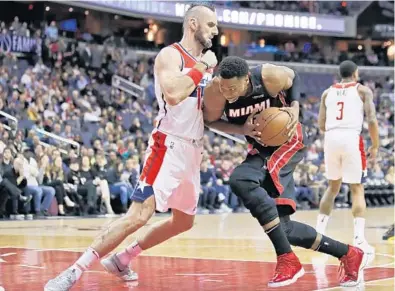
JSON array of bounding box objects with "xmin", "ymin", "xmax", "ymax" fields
[
  {"xmin": 278, "ymin": 91, "xmax": 288, "ymax": 107},
  {"xmin": 359, "ymin": 135, "xmax": 367, "ymax": 171},
  {"xmin": 331, "ymin": 82, "xmax": 357, "ymax": 89},
  {"xmin": 139, "ymin": 131, "xmax": 168, "ymax": 185},
  {"xmin": 172, "ymin": 43, "xmax": 197, "ymax": 68},
  {"xmin": 275, "ymin": 198, "xmax": 297, "ymax": 212},
  {"xmin": 267, "ymin": 123, "xmax": 304, "ymax": 194}
]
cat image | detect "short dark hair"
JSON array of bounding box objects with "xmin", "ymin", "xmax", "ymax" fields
[
  {"xmin": 218, "ymin": 56, "xmax": 249, "ymax": 79},
  {"xmin": 339, "ymin": 60, "xmax": 358, "ymax": 78},
  {"xmin": 187, "ymin": 2, "xmax": 215, "ymax": 13}
]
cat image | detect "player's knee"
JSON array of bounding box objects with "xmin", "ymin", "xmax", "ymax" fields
[
  {"xmin": 175, "ymin": 218, "xmax": 194, "ymax": 233},
  {"xmin": 126, "ymin": 203, "xmax": 155, "ymax": 231},
  {"xmin": 229, "ymin": 167, "xmax": 259, "ymax": 197},
  {"xmin": 248, "ymin": 193, "xmax": 278, "ymax": 226},
  {"xmin": 128, "ymin": 213, "xmax": 150, "ymax": 230},
  {"xmin": 350, "ymin": 183, "xmax": 363, "ymax": 195},
  {"xmin": 171, "ymin": 213, "xmax": 195, "ymax": 233},
  {"xmin": 327, "ymin": 180, "xmax": 342, "ymax": 195}
]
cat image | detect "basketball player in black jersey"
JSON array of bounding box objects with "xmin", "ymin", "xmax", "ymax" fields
[{"xmin": 203, "ymin": 56, "xmax": 367, "ymax": 288}]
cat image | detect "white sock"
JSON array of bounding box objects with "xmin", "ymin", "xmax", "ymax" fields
[
  {"xmin": 316, "ymin": 214, "xmax": 330, "ymax": 235},
  {"xmin": 70, "ymin": 248, "xmax": 100, "ymax": 280},
  {"xmin": 354, "ymin": 217, "xmax": 366, "ymax": 242},
  {"xmin": 116, "ymin": 241, "xmax": 142, "ymax": 266}
]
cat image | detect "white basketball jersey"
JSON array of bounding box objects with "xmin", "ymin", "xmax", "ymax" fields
[
  {"xmin": 325, "ymin": 82, "xmax": 364, "ymax": 134},
  {"xmin": 154, "ymin": 43, "xmax": 213, "ymax": 140}
]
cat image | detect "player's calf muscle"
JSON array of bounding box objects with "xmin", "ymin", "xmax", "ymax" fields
[{"xmin": 91, "ymin": 200, "xmax": 155, "ymax": 255}]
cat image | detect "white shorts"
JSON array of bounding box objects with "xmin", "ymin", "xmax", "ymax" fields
[
  {"xmin": 324, "ymin": 130, "xmax": 367, "ymax": 184},
  {"xmin": 135, "ymin": 129, "xmax": 203, "ymax": 215}
]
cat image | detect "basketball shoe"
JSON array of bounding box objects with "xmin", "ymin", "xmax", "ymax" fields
[
  {"xmin": 44, "ymin": 268, "xmax": 77, "ymax": 291},
  {"xmin": 101, "ymin": 254, "xmax": 138, "ymax": 281},
  {"xmin": 268, "ymin": 252, "xmax": 305, "ymax": 287},
  {"xmin": 382, "ymin": 224, "xmax": 394, "ymax": 241},
  {"xmin": 339, "ymin": 245, "xmax": 368, "ymax": 287}
]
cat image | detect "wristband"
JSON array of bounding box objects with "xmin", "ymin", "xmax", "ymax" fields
[
  {"xmin": 187, "ymin": 68, "xmax": 204, "ymax": 86},
  {"xmin": 200, "ymin": 61, "xmax": 210, "ymax": 70}
]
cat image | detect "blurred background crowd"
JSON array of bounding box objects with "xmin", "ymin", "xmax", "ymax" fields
[{"xmin": 0, "ymin": 1, "xmax": 393, "ymax": 219}]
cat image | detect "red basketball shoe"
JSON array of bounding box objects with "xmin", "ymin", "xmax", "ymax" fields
[
  {"xmin": 268, "ymin": 252, "xmax": 305, "ymax": 287},
  {"xmin": 339, "ymin": 245, "xmax": 368, "ymax": 287}
]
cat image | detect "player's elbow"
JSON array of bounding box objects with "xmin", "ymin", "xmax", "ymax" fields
[
  {"xmin": 318, "ymin": 120, "xmax": 325, "ymax": 132},
  {"xmin": 204, "ymin": 120, "xmax": 214, "ymax": 127},
  {"xmin": 164, "ymin": 95, "xmax": 179, "ymax": 106},
  {"xmin": 203, "ymin": 114, "xmax": 220, "ymax": 125},
  {"xmin": 163, "ymin": 90, "xmax": 184, "ymax": 106},
  {"xmin": 367, "ymin": 118, "xmax": 378, "ymax": 126}
]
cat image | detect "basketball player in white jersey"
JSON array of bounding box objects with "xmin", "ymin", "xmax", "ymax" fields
[
  {"xmin": 45, "ymin": 4, "xmax": 218, "ymax": 290},
  {"xmin": 316, "ymin": 60, "xmax": 379, "ymax": 255}
]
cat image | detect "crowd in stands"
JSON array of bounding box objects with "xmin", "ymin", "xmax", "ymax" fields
[
  {"xmin": 214, "ymin": 0, "xmax": 363, "ymax": 16},
  {"xmin": 0, "ymin": 15, "xmax": 393, "ymax": 219},
  {"xmin": 270, "ymin": 41, "xmax": 392, "ymax": 67},
  {"xmin": 234, "ymin": 1, "xmax": 357, "ymax": 16}
]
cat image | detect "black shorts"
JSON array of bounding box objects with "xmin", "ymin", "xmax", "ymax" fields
[{"xmin": 244, "ymin": 123, "xmax": 306, "ymax": 216}]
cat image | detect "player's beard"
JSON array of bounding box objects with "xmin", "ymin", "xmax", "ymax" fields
[{"xmin": 194, "ymin": 27, "xmax": 212, "ymax": 49}]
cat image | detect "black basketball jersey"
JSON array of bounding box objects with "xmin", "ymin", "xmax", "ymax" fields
[{"xmin": 223, "ymin": 65, "xmax": 293, "ymax": 152}]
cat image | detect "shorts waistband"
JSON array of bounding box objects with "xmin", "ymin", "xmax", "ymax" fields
[{"xmin": 156, "ymin": 129, "xmax": 204, "ymax": 146}]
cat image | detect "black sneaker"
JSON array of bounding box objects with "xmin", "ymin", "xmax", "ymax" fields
[
  {"xmin": 35, "ymin": 210, "xmax": 50, "ymax": 218},
  {"xmin": 383, "ymin": 224, "xmax": 394, "ymax": 241}
]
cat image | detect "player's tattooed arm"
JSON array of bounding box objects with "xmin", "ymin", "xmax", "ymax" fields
[
  {"xmin": 359, "ymin": 85, "xmax": 380, "ymax": 153},
  {"xmin": 318, "ymin": 89, "xmax": 328, "ymax": 132},
  {"xmin": 359, "ymin": 85, "xmax": 377, "ymax": 123}
]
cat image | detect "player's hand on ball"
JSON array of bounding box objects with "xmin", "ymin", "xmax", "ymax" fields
[
  {"xmin": 367, "ymin": 146, "xmax": 378, "ymax": 163},
  {"xmin": 279, "ymin": 107, "xmax": 299, "ymax": 140},
  {"xmin": 243, "ymin": 108, "xmax": 261, "ymax": 141},
  {"xmin": 200, "ymin": 50, "xmax": 218, "ymax": 69}
]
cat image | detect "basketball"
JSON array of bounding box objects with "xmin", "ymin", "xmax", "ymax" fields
[{"xmin": 254, "ymin": 107, "xmax": 292, "ymax": 146}]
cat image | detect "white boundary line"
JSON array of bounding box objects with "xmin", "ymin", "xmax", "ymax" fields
[
  {"xmin": 313, "ymin": 278, "xmax": 395, "ymax": 291},
  {"xmin": 0, "ymin": 246, "xmax": 394, "ymax": 269}
]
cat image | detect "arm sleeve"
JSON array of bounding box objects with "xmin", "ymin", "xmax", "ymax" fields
[{"xmin": 285, "ymin": 71, "xmax": 303, "ymax": 120}]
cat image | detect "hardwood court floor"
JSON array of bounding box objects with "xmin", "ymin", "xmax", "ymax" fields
[{"xmin": 0, "ymin": 207, "xmax": 393, "ymax": 291}]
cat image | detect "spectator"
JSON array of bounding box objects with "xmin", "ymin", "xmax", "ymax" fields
[
  {"xmin": 371, "ymin": 164, "xmax": 385, "ymax": 179},
  {"xmin": 106, "ymin": 158, "xmax": 132, "ymax": 213},
  {"xmin": 45, "ymin": 21, "xmax": 58, "ymax": 42},
  {"xmin": 22, "ymin": 152, "xmax": 55, "ymax": 216},
  {"xmin": 80, "ymin": 155, "xmax": 114, "ymax": 214},
  {"xmin": 199, "ymin": 160, "xmax": 217, "ymax": 213},
  {"xmin": 1, "ymin": 157, "xmax": 29, "ymax": 215},
  {"xmin": 385, "ymin": 166, "xmax": 394, "ymax": 185},
  {"xmin": 42, "ymin": 155, "xmax": 75, "ymax": 215},
  {"xmin": 66, "ymin": 158, "xmax": 98, "ymax": 215}
]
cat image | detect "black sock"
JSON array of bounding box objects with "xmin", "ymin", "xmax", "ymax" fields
[
  {"xmin": 265, "ymin": 224, "xmax": 293, "ymax": 256},
  {"xmin": 316, "ymin": 235, "xmax": 349, "ymax": 259}
]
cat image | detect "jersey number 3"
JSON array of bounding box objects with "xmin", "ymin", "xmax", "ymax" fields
[{"xmin": 336, "ymin": 101, "xmax": 344, "ymax": 120}]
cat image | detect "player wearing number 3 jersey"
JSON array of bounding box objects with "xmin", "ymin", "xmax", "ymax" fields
[
  {"xmin": 316, "ymin": 60, "xmax": 379, "ymax": 255},
  {"xmin": 45, "ymin": 3, "xmax": 218, "ymax": 290}
]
